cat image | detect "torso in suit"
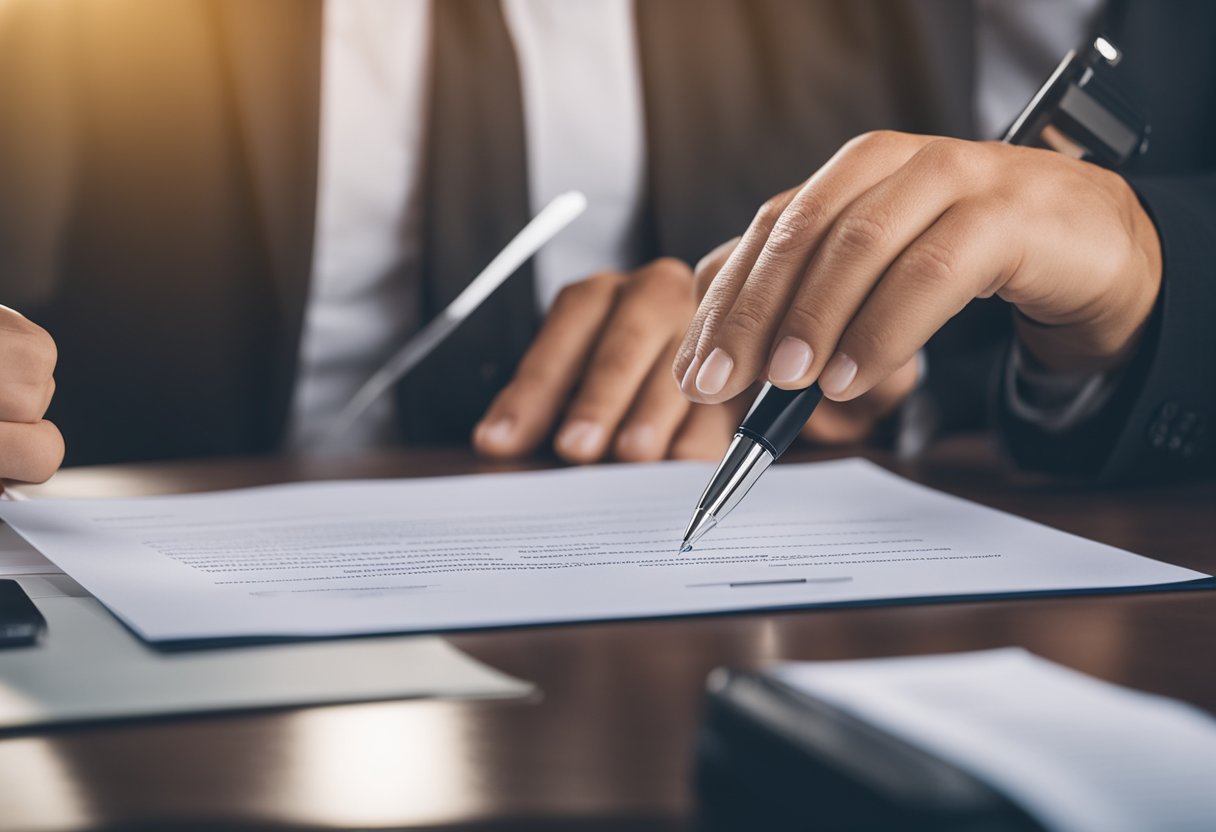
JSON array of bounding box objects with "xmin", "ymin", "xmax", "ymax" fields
[{"xmin": 1, "ymin": 0, "xmax": 1212, "ymax": 482}]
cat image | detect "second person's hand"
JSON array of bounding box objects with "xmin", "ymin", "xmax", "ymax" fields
[
  {"xmin": 0, "ymin": 305, "xmax": 64, "ymax": 486},
  {"xmin": 473, "ymin": 259, "xmax": 741, "ymax": 463}
]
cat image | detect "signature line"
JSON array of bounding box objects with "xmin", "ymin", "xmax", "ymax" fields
[{"xmin": 685, "ymin": 577, "xmax": 853, "ymax": 589}]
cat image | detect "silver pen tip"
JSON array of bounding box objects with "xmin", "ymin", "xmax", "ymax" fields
[{"xmin": 680, "ymin": 509, "xmax": 717, "ymax": 553}]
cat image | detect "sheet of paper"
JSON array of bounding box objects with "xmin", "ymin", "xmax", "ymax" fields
[
  {"xmin": 0, "ymin": 521, "xmax": 62, "ymax": 576},
  {"xmin": 773, "ymin": 649, "xmax": 1216, "ymax": 832},
  {"xmin": 0, "ymin": 594, "xmax": 533, "ymax": 731},
  {"xmin": 0, "ymin": 459, "xmax": 1207, "ymax": 643}
]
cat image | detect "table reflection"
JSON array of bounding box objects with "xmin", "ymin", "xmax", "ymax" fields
[
  {"xmin": 274, "ymin": 701, "xmax": 484, "ymax": 828},
  {"xmin": 0, "ymin": 737, "xmax": 93, "ymax": 831}
]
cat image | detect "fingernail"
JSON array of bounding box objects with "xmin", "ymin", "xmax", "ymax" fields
[
  {"xmin": 617, "ymin": 424, "xmax": 658, "ymax": 458},
  {"xmin": 819, "ymin": 352, "xmax": 858, "ymax": 396},
  {"xmin": 768, "ymin": 337, "xmax": 814, "ymax": 385},
  {"xmin": 557, "ymin": 420, "xmax": 605, "ymax": 458},
  {"xmin": 476, "ymin": 416, "xmax": 516, "ymax": 448},
  {"xmin": 695, "ymin": 348, "xmax": 734, "ymax": 396}
]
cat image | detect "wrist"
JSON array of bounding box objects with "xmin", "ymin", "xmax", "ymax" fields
[{"xmin": 1016, "ymin": 186, "xmax": 1163, "ymax": 374}]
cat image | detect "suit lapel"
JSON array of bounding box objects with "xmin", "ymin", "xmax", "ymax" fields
[{"xmin": 214, "ymin": 0, "xmax": 323, "ymax": 441}]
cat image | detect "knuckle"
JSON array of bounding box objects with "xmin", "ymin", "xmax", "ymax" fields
[
  {"xmin": 630, "ymin": 262, "xmax": 693, "ymax": 304},
  {"xmin": 643, "ymin": 257, "xmax": 692, "ymax": 279},
  {"xmin": 722, "ymin": 298, "xmax": 773, "ymax": 342},
  {"xmin": 552, "ymin": 273, "xmax": 618, "ymax": 310},
  {"xmin": 781, "ymin": 300, "xmax": 833, "ymax": 342},
  {"xmin": 5, "ymin": 331, "xmax": 57, "ymax": 382},
  {"xmin": 0, "ymin": 306, "xmax": 37, "ymax": 333},
  {"xmin": 915, "ymin": 138, "xmax": 978, "ymax": 178},
  {"xmin": 828, "ymin": 211, "xmax": 890, "ymax": 255},
  {"xmin": 841, "ymin": 321, "xmax": 887, "ymax": 365},
  {"xmin": 766, "ymin": 203, "xmax": 819, "ymax": 254},
  {"xmin": 846, "ymin": 129, "xmax": 902, "ymax": 155},
  {"xmin": 33, "ymin": 326, "xmax": 56, "ymax": 370},
  {"xmin": 900, "ymin": 238, "xmax": 960, "ymax": 289},
  {"xmin": 6, "ymin": 383, "xmax": 48, "ymax": 423},
  {"xmin": 755, "ymin": 195, "xmax": 790, "ymax": 231}
]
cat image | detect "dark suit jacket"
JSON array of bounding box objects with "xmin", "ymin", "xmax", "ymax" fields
[
  {"xmin": 994, "ymin": 1, "xmax": 1216, "ymax": 482},
  {"xmin": 0, "ymin": 0, "xmax": 1211, "ymax": 482}
]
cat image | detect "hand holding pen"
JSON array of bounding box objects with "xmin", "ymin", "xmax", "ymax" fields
[{"xmin": 678, "ymin": 38, "xmax": 1155, "ymax": 549}]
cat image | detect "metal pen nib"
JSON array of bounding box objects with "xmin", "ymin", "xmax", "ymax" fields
[
  {"xmin": 679, "ymin": 433, "xmax": 774, "ymax": 551},
  {"xmin": 680, "ymin": 509, "xmax": 717, "ymax": 552}
]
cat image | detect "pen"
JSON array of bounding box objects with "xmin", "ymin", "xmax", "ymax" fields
[
  {"xmin": 328, "ymin": 190, "xmax": 587, "ymax": 439},
  {"xmin": 680, "ymin": 36, "xmax": 1147, "ymax": 552}
]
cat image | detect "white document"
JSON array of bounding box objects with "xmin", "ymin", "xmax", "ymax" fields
[
  {"xmin": 773, "ymin": 649, "xmax": 1216, "ymax": 832},
  {"xmin": 0, "ymin": 521, "xmax": 61, "ymax": 576},
  {"xmin": 0, "ymin": 459, "xmax": 1207, "ymax": 643}
]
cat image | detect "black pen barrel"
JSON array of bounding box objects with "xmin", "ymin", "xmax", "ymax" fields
[{"xmin": 737, "ymin": 383, "xmax": 824, "ymax": 459}]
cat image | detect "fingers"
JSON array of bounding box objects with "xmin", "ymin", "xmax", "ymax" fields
[
  {"xmin": 555, "ymin": 260, "xmax": 694, "ymax": 463},
  {"xmin": 474, "ymin": 273, "xmax": 622, "ymax": 458},
  {"xmin": 674, "ymin": 191, "xmax": 798, "ymax": 385},
  {"xmin": 0, "ymin": 310, "xmax": 62, "ymax": 482},
  {"xmin": 474, "ymin": 259, "xmax": 699, "ymax": 465},
  {"xmin": 763, "ymin": 138, "xmax": 980, "ymax": 399},
  {"xmin": 0, "ymin": 378, "xmax": 54, "ymax": 424},
  {"xmin": 612, "ymin": 343, "xmax": 690, "ymax": 462},
  {"xmin": 823, "ymin": 202, "xmax": 1007, "ymax": 400},
  {"xmin": 0, "ymin": 420, "xmax": 65, "ymax": 483},
  {"xmin": 675, "ymin": 131, "xmax": 935, "ymax": 403}
]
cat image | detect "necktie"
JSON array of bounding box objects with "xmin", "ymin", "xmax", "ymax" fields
[{"xmin": 396, "ymin": 0, "xmax": 537, "ymax": 444}]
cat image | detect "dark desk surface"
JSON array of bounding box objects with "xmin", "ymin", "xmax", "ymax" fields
[{"xmin": 3, "ymin": 437, "xmax": 1214, "ymax": 831}]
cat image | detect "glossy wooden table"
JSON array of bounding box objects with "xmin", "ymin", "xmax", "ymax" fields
[{"xmin": 2, "ymin": 437, "xmax": 1213, "ymax": 831}]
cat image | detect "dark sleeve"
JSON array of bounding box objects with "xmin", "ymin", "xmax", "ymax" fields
[{"xmin": 996, "ymin": 173, "xmax": 1216, "ymax": 483}]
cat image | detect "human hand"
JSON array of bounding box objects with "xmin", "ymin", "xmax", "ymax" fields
[
  {"xmin": 673, "ymin": 131, "xmax": 1162, "ymax": 409},
  {"xmin": 0, "ymin": 305, "xmax": 63, "ymax": 485},
  {"xmin": 473, "ymin": 259, "xmax": 742, "ymax": 463},
  {"xmin": 692, "ymin": 237, "xmax": 921, "ymax": 446}
]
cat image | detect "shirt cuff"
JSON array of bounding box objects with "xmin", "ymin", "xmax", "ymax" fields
[{"xmin": 1004, "ymin": 339, "xmax": 1119, "ymax": 433}]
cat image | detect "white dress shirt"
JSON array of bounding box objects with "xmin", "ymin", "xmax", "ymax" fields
[
  {"xmin": 291, "ymin": 0, "xmax": 1103, "ymax": 453},
  {"xmin": 289, "ymin": 0, "xmax": 643, "ymax": 451}
]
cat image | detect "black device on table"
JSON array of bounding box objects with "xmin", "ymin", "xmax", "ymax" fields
[
  {"xmin": 696, "ymin": 669, "xmax": 1048, "ymax": 832},
  {"xmin": 0, "ymin": 579, "xmax": 46, "ymax": 648}
]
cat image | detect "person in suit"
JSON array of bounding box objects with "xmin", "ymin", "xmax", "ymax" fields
[{"xmin": 0, "ymin": 1, "xmax": 1209, "ymax": 485}]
